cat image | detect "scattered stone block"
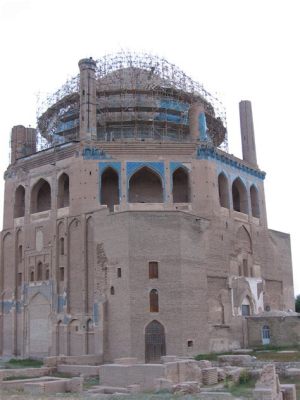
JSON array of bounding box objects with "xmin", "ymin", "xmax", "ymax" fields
[
  {"xmin": 217, "ymin": 367, "xmax": 226, "ymax": 381},
  {"xmin": 155, "ymin": 378, "xmax": 173, "ymax": 392},
  {"xmin": 253, "ymin": 364, "xmax": 282, "ymax": 400},
  {"xmin": 202, "ymin": 367, "xmax": 218, "ymax": 385},
  {"xmin": 127, "ymin": 384, "xmax": 141, "ymax": 393},
  {"xmin": 198, "ymin": 360, "xmax": 212, "ymax": 369},
  {"xmin": 281, "ymin": 384, "xmax": 296, "ymax": 400},
  {"xmin": 172, "ymin": 381, "xmax": 200, "ymax": 394},
  {"xmin": 57, "ymin": 364, "xmax": 100, "ymax": 377},
  {"xmin": 285, "ymin": 368, "xmax": 300, "ymax": 377}
]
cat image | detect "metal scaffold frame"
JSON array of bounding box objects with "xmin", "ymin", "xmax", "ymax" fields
[{"xmin": 36, "ymin": 52, "xmax": 228, "ymax": 152}]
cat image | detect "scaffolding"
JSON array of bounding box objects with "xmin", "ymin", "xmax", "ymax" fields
[{"xmin": 36, "ymin": 52, "xmax": 228, "ymax": 151}]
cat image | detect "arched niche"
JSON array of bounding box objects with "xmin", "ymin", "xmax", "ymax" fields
[
  {"xmin": 57, "ymin": 173, "xmax": 70, "ymax": 208},
  {"xmin": 218, "ymin": 173, "xmax": 229, "ymax": 208},
  {"xmin": 31, "ymin": 179, "xmax": 51, "ymax": 213},
  {"xmin": 232, "ymin": 177, "xmax": 248, "ymax": 214},
  {"xmin": 250, "ymin": 185, "xmax": 260, "ymax": 218},
  {"xmin": 172, "ymin": 167, "xmax": 189, "ymax": 203},
  {"xmin": 14, "ymin": 185, "xmax": 25, "ymax": 218},
  {"xmin": 129, "ymin": 167, "xmax": 163, "ymax": 203},
  {"xmin": 100, "ymin": 167, "xmax": 119, "ymax": 212}
]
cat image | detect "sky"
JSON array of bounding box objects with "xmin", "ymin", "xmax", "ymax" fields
[{"xmin": 0, "ymin": 0, "xmax": 299, "ymax": 293}]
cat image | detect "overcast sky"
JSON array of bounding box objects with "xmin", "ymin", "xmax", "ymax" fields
[{"xmin": 0, "ymin": 0, "xmax": 299, "ymax": 294}]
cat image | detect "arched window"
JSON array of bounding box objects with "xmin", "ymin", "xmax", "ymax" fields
[
  {"xmin": 129, "ymin": 167, "xmax": 163, "ymax": 203},
  {"xmin": 101, "ymin": 167, "xmax": 119, "ymax": 212},
  {"xmin": 150, "ymin": 289, "xmax": 159, "ymax": 312},
  {"xmin": 14, "ymin": 185, "xmax": 25, "ymax": 218},
  {"xmin": 110, "ymin": 286, "xmax": 115, "ymax": 295},
  {"xmin": 57, "ymin": 173, "xmax": 70, "ymax": 208},
  {"xmin": 59, "ymin": 237, "xmax": 64, "ymax": 255},
  {"xmin": 250, "ymin": 185, "xmax": 260, "ymax": 218},
  {"xmin": 37, "ymin": 262, "xmax": 43, "ymax": 281},
  {"xmin": 232, "ymin": 178, "xmax": 248, "ymax": 214},
  {"xmin": 218, "ymin": 173, "xmax": 229, "ymax": 208},
  {"xmin": 31, "ymin": 179, "xmax": 51, "ymax": 213},
  {"xmin": 172, "ymin": 167, "xmax": 189, "ymax": 202}
]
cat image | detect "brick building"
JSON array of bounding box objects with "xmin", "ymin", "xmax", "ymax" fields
[{"xmin": 0, "ymin": 53, "xmax": 294, "ymax": 361}]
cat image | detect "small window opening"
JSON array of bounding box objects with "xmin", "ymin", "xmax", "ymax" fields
[
  {"xmin": 18, "ymin": 245, "xmax": 23, "ymax": 263},
  {"xmin": 37, "ymin": 262, "xmax": 43, "ymax": 281},
  {"xmin": 30, "ymin": 270, "xmax": 34, "ymax": 282},
  {"xmin": 18, "ymin": 272, "xmax": 22, "ymax": 286},
  {"xmin": 150, "ymin": 289, "xmax": 159, "ymax": 312},
  {"xmin": 45, "ymin": 268, "xmax": 50, "ymax": 280},
  {"xmin": 149, "ymin": 261, "xmax": 158, "ymax": 279},
  {"xmin": 110, "ymin": 286, "xmax": 115, "ymax": 295},
  {"xmin": 117, "ymin": 268, "xmax": 122, "ymax": 278},
  {"xmin": 60, "ymin": 237, "xmax": 64, "ymax": 255},
  {"xmin": 60, "ymin": 267, "xmax": 64, "ymax": 282},
  {"xmin": 187, "ymin": 340, "xmax": 193, "ymax": 347},
  {"xmin": 75, "ymin": 326, "xmax": 79, "ymax": 332}
]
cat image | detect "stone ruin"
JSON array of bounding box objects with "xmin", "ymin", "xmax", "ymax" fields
[{"xmin": 0, "ymin": 354, "xmax": 298, "ymax": 398}]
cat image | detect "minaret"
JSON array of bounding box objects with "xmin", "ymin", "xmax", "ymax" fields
[
  {"xmin": 78, "ymin": 57, "xmax": 97, "ymax": 140},
  {"xmin": 10, "ymin": 125, "xmax": 36, "ymax": 164},
  {"xmin": 239, "ymin": 100, "xmax": 257, "ymax": 166}
]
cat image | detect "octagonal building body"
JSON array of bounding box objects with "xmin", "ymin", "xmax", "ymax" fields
[{"xmin": 0, "ymin": 54, "xmax": 294, "ymax": 361}]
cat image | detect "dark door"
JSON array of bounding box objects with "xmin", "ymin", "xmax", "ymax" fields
[{"xmin": 145, "ymin": 320, "xmax": 166, "ymax": 363}]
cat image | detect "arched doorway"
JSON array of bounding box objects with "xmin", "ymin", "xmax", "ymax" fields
[{"xmin": 145, "ymin": 320, "xmax": 166, "ymax": 363}]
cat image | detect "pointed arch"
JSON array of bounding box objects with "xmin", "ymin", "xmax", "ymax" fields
[
  {"xmin": 232, "ymin": 177, "xmax": 248, "ymax": 213},
  {"xmin": 250, "ymin": 184, "xmax": 260, "ymax": 218},
  {"xmin": 56, "ymin": 320, "xmax": 64, "ymax": 355},
  {"xmin": 31, "ymin": 178, "xmax": 51, "ymax": 213},
  {"xmin": 236, "ymin": 225, "xmax": 252, "ymax": 253},
  {"xmin": 149, "ymin": 289, "xmax": 159, "ymax": 312},
  {"xmin": 145, "ymin": 320, "xmax": 166, "ymax": 363},
  {"xmin": 68, "ymin": 319, "xmax": 82, "ymax": 356},
  {"xmin": 129, "ymin": 166, "xmax": 163, "ymax": 203},
  {"xmin": 86, "ymin": 318, "xmax": 94, "ymax": 354},
  {"xmin": 218, "ymin": 172, "xmax": 229, "ymax": 208},
  {"xmin": 68, "ymin": 218, "xmax": 83, "ymax": 313},
  {"xmin": 36, "ymin": 262, "xmax": 43, "ymax": 281},
  {"xmin": 100, "ymin": 167, "xmax": 119, "ymax": 212},
  {"xmin": 172, "ymin": 167, "xmax": 189, "ymax": 203},
  {"xmin": 57, "ymin": 173, "xmax": 69, "ymax": 208},
  {"xmin": 86, "ymin": 217, "xmax": 94, "ymax": 314},
  {"xmin": 28, "ymin": 292, "xmax": 51, "ymax": 357},
  {"xmin": 14, "ymin": 185, "xmax": 25, "ymax": 218}
]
